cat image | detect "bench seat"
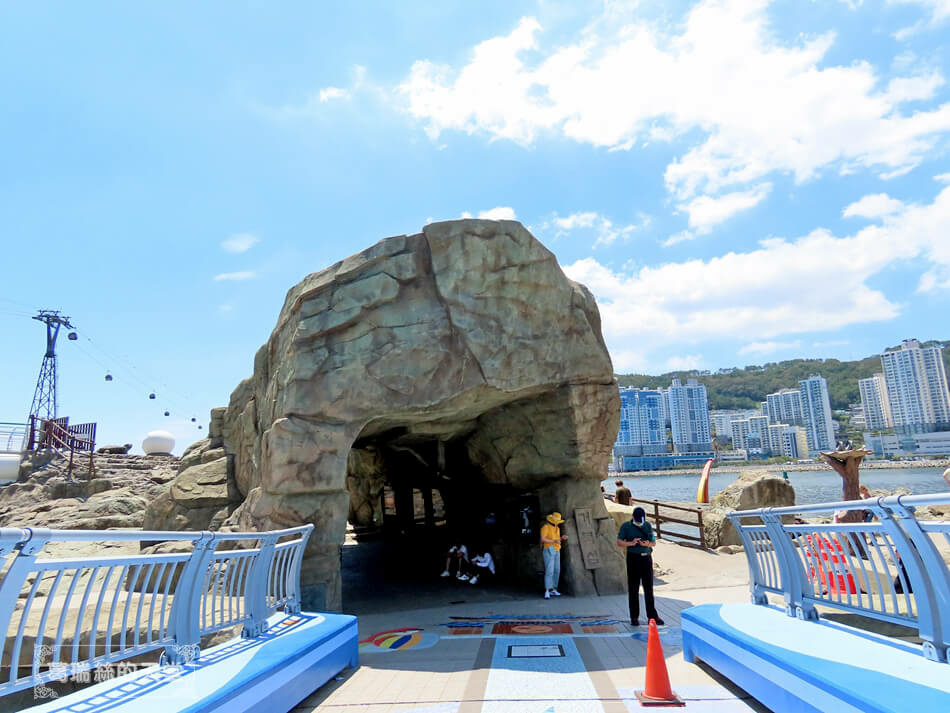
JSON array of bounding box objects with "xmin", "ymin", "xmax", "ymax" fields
[
  {"xmin": 25, "ymin": 611, "xmax": 358, "ymax": 713},
  {"xmin": 682, "ymin": 603, "xmax": 950, "ymax": 713}
]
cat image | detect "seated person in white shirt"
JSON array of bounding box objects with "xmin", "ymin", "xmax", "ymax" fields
[
  {"xmin": 441, "ymin": 541, "xmax": 470, "ymax": 580},
  {"xmin": 467, "ymin": 548, "xmax": 495, "ymax": 585}
]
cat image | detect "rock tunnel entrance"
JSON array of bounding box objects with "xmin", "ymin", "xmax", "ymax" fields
[
  {"xmin": 205, "ymin": 220, "xmax": 629, "ymax": 612},
  {"xmin": 342, "ymin": 415, "xmax": 551, "ymax": 611}
]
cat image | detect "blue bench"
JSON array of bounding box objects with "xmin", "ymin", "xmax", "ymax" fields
[
  {"xmin": 682, "ymin": 603, "xmax": 950, "ymax": 713},
  {"xmin": 24, "ymin": 611, "xmax": 358, "ymax": 713}
]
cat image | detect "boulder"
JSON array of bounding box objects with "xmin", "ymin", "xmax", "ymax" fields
[
  {"xmin": 208, "ymin": 219, "xmax": 622, "ymax": 610},
  {"xmin": 705, "ymin": 471, "xmax": 796, "ymax": 548},
  {"xmin": 97, "ymin": 443, "xmax": 133, "ymax": 454}
]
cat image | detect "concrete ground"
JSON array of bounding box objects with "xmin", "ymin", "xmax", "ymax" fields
[{"xmin": 294, "ymin": 540, "xmax": 767, "ymax": 713}]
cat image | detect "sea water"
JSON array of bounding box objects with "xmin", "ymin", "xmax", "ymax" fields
[{"xmin": 602, "ymin": 467, "xmax": 950, "ymax": 506}]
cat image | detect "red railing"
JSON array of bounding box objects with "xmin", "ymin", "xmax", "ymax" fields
[{"xmin": 27, "ymin": 415, "xmax": 96, "ymax": 477}]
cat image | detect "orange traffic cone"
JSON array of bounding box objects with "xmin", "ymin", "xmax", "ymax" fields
[{"xmin": 635, "ymin": 619, "xmax": 684, "ymax": 707}]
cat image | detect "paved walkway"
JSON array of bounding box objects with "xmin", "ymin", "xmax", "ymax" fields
[{"xmin": 295, "ymin": 583, "xmax": 768, "ymax": 713}]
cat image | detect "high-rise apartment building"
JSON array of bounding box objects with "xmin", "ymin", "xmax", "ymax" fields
[
  {"xmin": 667, "ymin": 378, "xmax": 712, "ymax": 453},
  {"xmin": 859, "ymin": 373, "xmax": 892, "ymax": 431},
  {"xmin": 615, "ymin": 387, "xmax": 667, "ymax": 454},
  {"xmin": 880, "ymin": 339, "xmax": 950, "ymax": 434},
  {"xmin": 799, "ymin": 375, "xmax": 835, "ymax": 454},
  {"xmin": 765, "ymin": 389, "xmax": 806, "ymax": 427}
]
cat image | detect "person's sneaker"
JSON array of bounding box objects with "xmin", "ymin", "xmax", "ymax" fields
[
  {"xmin": 544, "ymin": 591, "xmax": 551, "ymax": 599},
  {"xmin": 469, "ymin": 576, "xmax": 479, "ymax": 585},
  {"xmin": 631, "ymin": 619, "xmax": 640, "ymax": 626},
  {"xmin": 550, "ymin": 589, "xmax": 561, "ymax": 596},
  {"xmin": 457, "ymin": 574, "xmax": 469, "ymax": 581},
  {"xmin": 652, "ymin": 617, "xmax": 665, "ymax": 626},
  {"xmin": 440, "ymin": 570, "xmax": 451, "ymax": 577}
]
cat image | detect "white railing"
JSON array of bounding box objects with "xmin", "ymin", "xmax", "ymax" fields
[
  {"xmin": 729, "ymin": 494, "xmax": 950, "ymax": 664},
  {"xmin": 0, "ymin": 422, "xmax": 27, "ymax": 454},
  {"xmin": 0, "ymin": 525, "xmax": 312, "ymax": 696}
]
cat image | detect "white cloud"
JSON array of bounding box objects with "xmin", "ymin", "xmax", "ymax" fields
[
  {"xmin": 553, "ymin": 212, "xmax": 598, "ymax": 230},
  {"xmin": 318, "ymin": 87, "xmax": 349, "ymax": 102},
  {"xmin": 665, "ymin": 354, "xmax": 704, "ymax": 371},
  {"xmin": 562, "ymin": 185, "xmax": 950, "ymax": 363},
  {"xmin": 220, "ymin": 232, "xmax": 259, "ymax": 253},
  {"xmin": 477, "ymin": 206, "xmax": 517, "ymax": 220},
  {"xmin": 545, "ymin": 211, "xmax": 648, "ymax": 248},
  {"xmin": 213, "ymin": 271, "xmax": 256, "ymax": 282},
  {"xmin": 663, "ymin": 230, "xmax": 695, "ymax": 247},
  {"xmin": 842, "ymin": 193, "xmax": 904, "ymax": 219},
  {"xmin": 936, "ymin": 173, "xmax": 950, "ymax": 183},
  {"xmin": 890, "ymin": 0, "xmax": 950, "ymax": 38},
  {"xmin": 398, "ymin": 2, "xmax": 950, "ymax": 206},
  {"xmin": 681, "ymin": 184, "xmax": 772, "ymax": 234},
  {"xmin": 738, "ymin": 340, "xmax": 802, "ymax": 356}
]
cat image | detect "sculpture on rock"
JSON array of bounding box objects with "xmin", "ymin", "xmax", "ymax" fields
[{"xmin": 209, "ymin": 219, "xmax": 624, "ymax": 610}]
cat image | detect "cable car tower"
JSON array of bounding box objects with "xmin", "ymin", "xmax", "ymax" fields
[{"xmin": 27, "ymin": 310, "xmax": 76, "ymax": 423}]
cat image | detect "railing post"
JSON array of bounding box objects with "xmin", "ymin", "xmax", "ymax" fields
[
  {"xmin": 760, "ymin": 509, "xmax": 816, "ymax": 621},
  {"xmin": 242, "ymin": 533, "xmax": 279, "ymax": 638},
  {"xmin": 697, "ymin": 509, "xmax": 705, "ymax": 549},
  {"xmin": 653, "ymin": 501, "xmax": 661, "ymax": 539},
  {"xmin": 0, "ymin": 529, "xmax": 51, "ymax": 677},
  {"xmin": 729, "ymin": 514, "xmax": 771, "ymax": 606},
  {"xmin": 163, "ymin": 531, "xmax": 216, "ymax": 664},
  {"xmin": 880, "ymin": 497, "xmax": 950, "ymax": 663},
  {"xmin": 283, "ymin": 527, "xmax": 313, "ymax": 615}
]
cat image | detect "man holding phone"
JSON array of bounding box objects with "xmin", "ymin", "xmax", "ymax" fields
[{"xmin": 616, "ymin": 506, "xmax": 664, "ymax": 626}]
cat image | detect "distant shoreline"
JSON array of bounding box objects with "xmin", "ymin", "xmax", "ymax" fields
[{"xmin": 610, "ymin": 459, "xmax": 950, "ymax": 478}]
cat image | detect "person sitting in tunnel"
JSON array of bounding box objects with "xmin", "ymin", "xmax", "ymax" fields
[
  {"xmin": 467, "ymin": 547, "xmax": 496, "ymax": 585},
  {"xmin": 441, "ymin": 540, "xmax": 470, "ymax": 580}
]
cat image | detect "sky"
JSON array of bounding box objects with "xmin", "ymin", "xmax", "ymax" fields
[{"xmin": 2, "ymin": 0, "xmax": 950, "ymax": 453}]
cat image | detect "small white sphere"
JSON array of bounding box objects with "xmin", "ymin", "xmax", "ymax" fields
[
  {"xmin": 142, "ymin": 430, "xmax": 175, "ymax": 455},
  {"xmin": 0, "ymin": 454, "xmax": 19, "ymax": 483}
]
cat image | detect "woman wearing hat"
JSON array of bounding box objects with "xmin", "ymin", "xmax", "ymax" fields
[
  {"xmin": 540, "ymin": 511, "xmax": 568, "ymax": 599},
  {"xmin": 617, "ymin": 506, "xmax": 664, "ymax": 626}
]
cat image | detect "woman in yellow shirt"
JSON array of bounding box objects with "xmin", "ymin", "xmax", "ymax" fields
[{"xmin": 540, "ymin": 511, "xmax": 568, "ymax": 599}]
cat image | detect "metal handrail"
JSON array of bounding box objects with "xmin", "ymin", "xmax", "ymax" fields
[
  {"xmin": 0, "ymin": 423, "xmax": 27, "ymax": 454},
  {"xmin": 729, "ymin": 493, "xmax": 950, "ymax": 664},
  {"xmin": 0, "ymin": 524, "xmax": 313, "ymax": 696}
]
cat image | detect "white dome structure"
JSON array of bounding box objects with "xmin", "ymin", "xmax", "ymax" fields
[
  {"xmin": 0, "ymin": 454, "xmax": 19, "ymax": 484},
  {"xmin": 142, "ymin": 430, "xmax": 175, "ymax": 456}
]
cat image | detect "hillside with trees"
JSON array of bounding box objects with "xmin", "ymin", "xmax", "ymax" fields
[{"xmin": 617, "ymin": 340, "xmax": 950, "ymax": 411}]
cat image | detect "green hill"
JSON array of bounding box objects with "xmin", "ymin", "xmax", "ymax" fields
[{"xmin": 616, "ymin": 340, "xmax": 950, "ymax": 411}]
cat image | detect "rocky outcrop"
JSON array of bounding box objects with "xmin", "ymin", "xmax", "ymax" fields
[
  {"xmin": 142, "ymin": 438, "xmax": 241, "ymax": 533},
  {"xmin": 703, "ymin": 471, "xmax": 796, "ymax": 548},
  {"xmin": 211, "ymin": 219, "xmax": 623, "ymax": 609},
  {"xmin": 0, "ymin": 453, "xmax": 178, "ymax": 530}
]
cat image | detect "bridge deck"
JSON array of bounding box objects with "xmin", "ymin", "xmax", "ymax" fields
[
  {"xmin": 682, "ymin": 603, "xmax": 950, "ymax": 713},
  {"xmin": 24, "ymin": 611, "xmax": 358, "ymax": 713}
]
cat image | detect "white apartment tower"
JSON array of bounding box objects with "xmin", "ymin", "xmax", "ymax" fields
[
  {"xmin": 668, "ymin": 378, "xmax": 712, "ymax": 453},
  {"xmin": 880, "ymin": 340, "xmax": 950, "ymax": 433},
  {"xmin": 799, "ymin": 375, "xmax": 835, "ymax": 455},
  {"xmin": 766, "ymin": 389, "xmax": 806, "ymax": 427},
  {"xmin": 858, "ymin": 373, "xmax": 893, "ymax": 431}
]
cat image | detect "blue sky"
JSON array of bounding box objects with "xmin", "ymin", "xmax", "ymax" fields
[{"xmin": 2, "ymin": 0, "xmax": 950, "ymax": 453}]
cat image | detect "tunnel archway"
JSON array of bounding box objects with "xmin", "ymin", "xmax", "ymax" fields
[{"xmin": 217, "ymin": 220, "xmax": 627, "ymax": 610}]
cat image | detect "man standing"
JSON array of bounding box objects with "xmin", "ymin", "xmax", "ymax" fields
[
  {"xmin": 540, "ymin": 511, "xmax": 568, "ymax": 599},
  {"xmin": 614, "ymin": 480, "xmax": 632, "ymax": 506},
  {"xmin": 617, "ymin": 506, "xmax": 664, "ymax": 626}
]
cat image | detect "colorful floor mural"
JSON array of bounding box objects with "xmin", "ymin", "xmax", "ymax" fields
[
  {"xmin": 444, "ymin": 614, "xmax": 621, "ymax": 636},
  {"xmin": 358, "ymin": 627, "xmax": 440, "ymax": 653}
]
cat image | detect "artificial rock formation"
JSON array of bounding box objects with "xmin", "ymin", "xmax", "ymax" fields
[
  {"xmin": 703, "ymin": 471, "xmax": 796, "ymax": 548},
  {"xmin": 213, "ymin": 219, "xmax": 625, "ymax": 609}
]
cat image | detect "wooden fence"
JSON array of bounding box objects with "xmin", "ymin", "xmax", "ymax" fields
[{"xmin": 628, "ymin": 496, "xmax": 706, "ymax": 548}]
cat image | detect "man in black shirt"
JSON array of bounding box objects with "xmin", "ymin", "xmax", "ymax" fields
[{"xmin": 616, "ymin": 506, "xmax": 664, "ymax": 626}]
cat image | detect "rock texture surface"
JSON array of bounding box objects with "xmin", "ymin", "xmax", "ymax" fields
[
  {"xmin": 214, "ymin": 219, "xmax": 623, "ymax": 609},
  {"xmin": 0, "ymin": 452, "xmax": 177, "ymax": 530},
  {"xmin": 703, "ymin": 471, "xmax": 796, "ymax": 548}
]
